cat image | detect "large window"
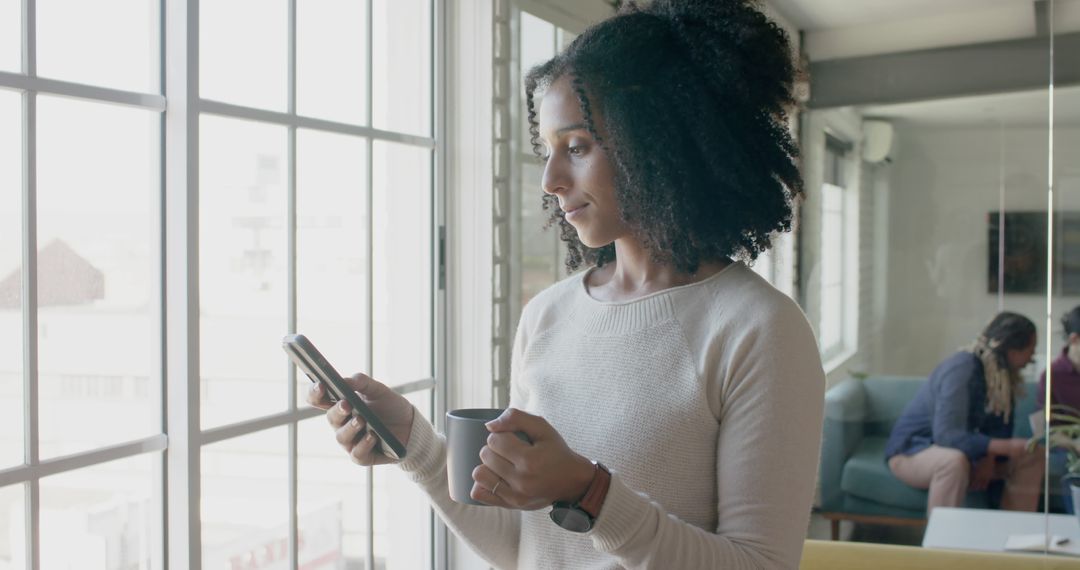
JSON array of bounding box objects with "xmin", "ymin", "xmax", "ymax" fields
[
  {"xmin": 1, "ymin": 1, "xmax": 443, "ymax": 568},
  {"xmin": 818, "ymin": 135, "xmax": 857, "ymax": 363},
  {"xmin": 510, "ymin": 9, "xmax": 577, "ymax": 324}
]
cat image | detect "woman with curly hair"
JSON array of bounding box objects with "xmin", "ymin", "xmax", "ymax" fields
[{"xmin": 309, "ymin": 0, "xmax": 825, "ymax": 567}]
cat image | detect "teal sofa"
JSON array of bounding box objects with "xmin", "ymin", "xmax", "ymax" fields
[{"xmin": 818, "ymin": 376, "xmax": 1056, "ymax": 539}]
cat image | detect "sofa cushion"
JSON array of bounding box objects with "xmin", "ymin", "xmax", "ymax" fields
[
  {"xmin": 861, "ymin": 377, "xmax": 924, "ymax": 437},
  {"xmin": 841, "ymin": 436, "xmax": 929, "ymax": 512}
]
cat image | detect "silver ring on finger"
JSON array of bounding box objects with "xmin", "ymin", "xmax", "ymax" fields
[{"xmin": 491, "ymin": 478, "xmax": 503, "ymax": 496}]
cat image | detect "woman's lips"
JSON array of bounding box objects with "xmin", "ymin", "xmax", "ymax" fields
[{"xmin": 565, "ymin": 204, "xmax": 588, "ymax": 220}]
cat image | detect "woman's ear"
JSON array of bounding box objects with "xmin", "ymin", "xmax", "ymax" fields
[{"xmin": 1068, "ymin": 332, "xmax": 1080, "ymax": 346}]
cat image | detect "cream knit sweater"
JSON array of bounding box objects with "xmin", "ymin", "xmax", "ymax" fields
[{"xmin": 398, "ymin": 262, "xmax": 825, "ymax": 569}]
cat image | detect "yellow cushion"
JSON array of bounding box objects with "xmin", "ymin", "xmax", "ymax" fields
[{"xmin": 801, "ymin": 539, "xmax": 1080, "ymax": 569}]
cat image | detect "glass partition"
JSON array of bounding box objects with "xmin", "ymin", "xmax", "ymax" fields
[
  {"xmin": 1044, "ymin": 7, "xmax": 1080, "ymax": 556},
  {"xmin": 803, "ymin": 3, "xmax": 1077, "ymax": 559},
  {"xmin": 808, "ymin": 85, "xmax": 1056, "ymax": 545}
]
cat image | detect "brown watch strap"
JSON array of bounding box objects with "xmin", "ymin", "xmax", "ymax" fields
[{"xmin": 578, "ymin": 462, "xmax": 611, "ymax": 519}]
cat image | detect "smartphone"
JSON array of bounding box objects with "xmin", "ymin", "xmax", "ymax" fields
[{"xmin": 282, "ymin": 334, "xmax": 407, "ymax": 460}]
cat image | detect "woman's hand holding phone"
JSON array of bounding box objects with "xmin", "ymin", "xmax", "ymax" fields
[{"xmin": 308, "ymin": 373, "xmax": 415, "ymax": 466}]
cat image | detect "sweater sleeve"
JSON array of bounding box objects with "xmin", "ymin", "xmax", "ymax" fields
[
  {"xmin": 396, "ymin": 411, "xmax": 522, "ymax": 569},
  {"xmin": 394, "ymin": 301, "xmax": 538, "ymax": 570},
  {"xmin": 585, "ymin": 298, "xmax": 825, "ymax": 569},
  {"xmin": 930, "ymin": 358, "xmax": 990, "ymax": 462}
]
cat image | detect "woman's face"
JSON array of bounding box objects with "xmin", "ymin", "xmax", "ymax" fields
[
  {"xmin": 1006, "ymin": 334, "xmax": 1037, "ymax": 371},
  {"xmin": 537, "ymin": 76, "xmax": 625, "ymax": 249}
]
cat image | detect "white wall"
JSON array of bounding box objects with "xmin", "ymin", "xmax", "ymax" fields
[{"xmin": 876, "ymin": 123, "xmax": 1080, "ymax": 380}]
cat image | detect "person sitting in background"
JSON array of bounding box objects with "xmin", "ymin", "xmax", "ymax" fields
[
  {"xmin": 885, "ymin": 312, "xmax": 1044, "ymax": 514},
  {"xmin": 1036, "ymin": 305, "xmax": 1080, "ymax": 513}
]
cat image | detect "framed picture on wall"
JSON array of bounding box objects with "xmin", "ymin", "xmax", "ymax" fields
[{"xmin": 988, "ymin": 211, "xmax": 1080, "ymax": 295}]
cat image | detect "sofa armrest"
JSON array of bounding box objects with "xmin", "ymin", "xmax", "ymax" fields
[{"xmin": 819, "ymin": 379, "xmax": 868, "ymax": 511}]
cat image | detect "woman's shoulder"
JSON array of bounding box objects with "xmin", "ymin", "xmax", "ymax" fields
[
  {"xmin": 681, "ymin": 262, "xmax": 810, "ymax": 329},
  {"xmin": 529, "ymin": 268, "xmax": 587, "ymax": 305},
  {"xmin": 517, "ymin": 268, "xmax": 590, "ymax": 327},
  {"xmin": 669, "ymin": 262, "xmax": 817, "ymax": 360},
  {"xmin": 929, "ymin": 351, "xmax": 982, "ymax": 384}
]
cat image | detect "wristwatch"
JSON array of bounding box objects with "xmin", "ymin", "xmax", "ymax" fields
[{"xmin": 549, "ymin": 461, "xmax": 611, "ymax": 533}]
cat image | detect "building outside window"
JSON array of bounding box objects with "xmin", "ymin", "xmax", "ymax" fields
[{"xmin": 0, "ymin": 0, "xmax": 442, "ymax": 568}]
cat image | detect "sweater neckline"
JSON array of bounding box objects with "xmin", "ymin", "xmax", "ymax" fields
[{"xmin": 577, "ymin": 261, "xmax": 740, "ymax": 307}]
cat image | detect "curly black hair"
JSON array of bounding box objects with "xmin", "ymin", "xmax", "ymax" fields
[{"xmin": 524, "ymin": 0, "xmax": 803, "ymax": 274}]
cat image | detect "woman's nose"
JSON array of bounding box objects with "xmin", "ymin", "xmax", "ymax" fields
[{"xmin": 541, "ymin": 155, "xmax": 569, "ymax": 196}]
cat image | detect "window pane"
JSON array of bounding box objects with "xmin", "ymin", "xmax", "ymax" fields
[
  {"xmin": 520, "ymin": 161, "xmax": 559, "ymax": 310},
  {"xmin": 296, "ymin": 129, "xmax": 369, "ymax": 405},
  {"xmin": 557, "ymin": 27, "xmax": 577, "ymax": 50},
  {"xmin": 37, "ymin": 0, "xmax": 159, "ymax": 93},
  {"xmin": 821, "ymin": 210, "xmax": 843, "ymax": 287},
  {"xmin": 819, "ymin": 284, "xmax": 841, "ymax": 353},
  {"xmin": 372, "ymin": 142, "xmax": 432, "ymax": 385},
  {"xmin": 298, "ymin": 417, "xmax": 368, "ymax": 568},
  {"xmin": 298, "ymin": 0, "xmax": 368, "ymax": 125},
  {"xmin": 0, "ymin": 89, "xmax": 21, "ymax": 469},
  {"xmin": 519, "ymin": 13, "xmax": 555, "ymax": 153},
  {"xmin": 372, "ymin": 0, "xmax": 431, "ymax": 136},
  {"xmin": 199, "ymin": 116, "xmax": 288, "ymax": 429},
  {"xmin": 373, "ymin": 390, "xmax": 431, "ymax": 569},
  {"xmin": 821, "ymin": 182, "xmax": 842, "ymax": 212},
  {"xmin": 0, "ymin": 484, "xmax": 23, "ymax": 568},
  {"xmin": 0, "ymin": 0, "xmax": 18, "ymax": 72},
  {"xmin": 202, "ymin": 428, "xmax": 290, "ymax": 570},
  {"xmin": 520, "ymin": 12, "xmax": 555, "ymax": 72},
  {"xmin": 201, "ymin": 0, "xmax": 287, "ymax": 111},
  {"xmin": 40, "ymin": 454, "xmax": 162, "ymax": 570},
  {"xmin": 36, "ymin": 96, "xmax": 159, "ymax": 459}
]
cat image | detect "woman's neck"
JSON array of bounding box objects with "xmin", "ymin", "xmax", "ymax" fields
[{"xmin": 585, "ymin": 238, "xmax": 728, "ymax": 302}]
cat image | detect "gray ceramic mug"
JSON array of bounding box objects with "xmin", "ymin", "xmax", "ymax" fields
[{"xmin": 446, "ymin": 408, "xmax": 530, "ymax": 505}]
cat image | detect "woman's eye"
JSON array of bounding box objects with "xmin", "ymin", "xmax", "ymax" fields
[{"xmin": 568, "ymin": 145, "xmax": 586, "ymax": 156}]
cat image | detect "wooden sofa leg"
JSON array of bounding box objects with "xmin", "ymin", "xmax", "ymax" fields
[{"xmin": 831, "ymin": 519, "xmax": 840, "ymax": 541}]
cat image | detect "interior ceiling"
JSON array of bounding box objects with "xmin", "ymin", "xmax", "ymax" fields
[
  {"xmin": 859, "ymin": 85, "xmax": 1080, "ymax": 128},
  {"xmin": 767, "ymin": 0, "xmax": 1074, "ymax": 127},
  {"xmin": 767, "ymin": 0, "xmax": 1030, "ymax": 31}
]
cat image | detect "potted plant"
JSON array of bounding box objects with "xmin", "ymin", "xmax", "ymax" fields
[{"xmin": 1029, "ymin": 404, "xmax": 1080, "ymax": 517}]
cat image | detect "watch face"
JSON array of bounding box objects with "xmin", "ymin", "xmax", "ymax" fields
[{"xmin": 550, "ymin": 506, "xmax": 592, "ymax": 533}]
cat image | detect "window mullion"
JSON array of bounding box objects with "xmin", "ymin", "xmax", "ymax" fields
[
  {"xmin": 21, "ymin": 1, "xmax": 40, "ymax": 568},
  {"xmin": 432, "ymin": 0, "xmax": 448, "ymax": 567},
  {"xmin": 365, "ymin": 1, "xmax": 376, "ymax": 569},
  {"xmin": 287, "ymin": 0, "xmax": 299, "ymax": 568},
  {"xmin": 164, "ymin": 0, "xmax": 202, "ymax": 567},
  {"xmin": 22, "ymin": 121, "xmax": 40, "ymax": 570}
]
